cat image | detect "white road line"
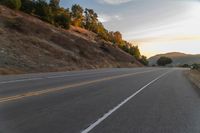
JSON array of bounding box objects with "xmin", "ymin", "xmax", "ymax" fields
[
  {"xmin": 0, "ymin": 69, "xmax": 159, "ymax": 103},
  {"xmin": 0, "ymin": 71, "xmax": 116, "ymax": 84},
  {"xmin": 0, "ymin": 78, "xmax": 44, "ymax": 84},
  {"xmin": 81, "ymin": 70, "xmax": 172, "ymax": 133},
  {"xmin": 45, "ymin": 70, "xmax": 126, "ymax": 79},
  {"xmin": 0, "ymin": 69, "xmax": 154, "ymax": 85}
]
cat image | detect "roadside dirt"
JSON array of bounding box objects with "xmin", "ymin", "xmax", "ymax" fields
[{"xmin": 185, "ymin": 70, "xmax": 200, "ymax": 89}]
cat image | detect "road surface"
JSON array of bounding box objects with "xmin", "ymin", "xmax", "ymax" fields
[{"xmin": 0, "ymin": 67, "xmax": 200, "ymax": 133}]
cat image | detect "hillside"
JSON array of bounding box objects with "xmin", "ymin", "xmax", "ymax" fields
[
  {"xmin": 148, "ymin": 52, "xmax": 200, "ymax": 66},
  {"xmin": 0, "ymin": 6, "xmax": 142, "ymax": 75}
]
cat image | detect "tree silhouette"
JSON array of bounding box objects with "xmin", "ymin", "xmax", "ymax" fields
[{"xmin": 157, "ymin": 57, "xmax": 173, "ymax": 66}]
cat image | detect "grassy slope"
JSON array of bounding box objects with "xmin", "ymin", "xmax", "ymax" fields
[{"xmin": 0, "ymin": 6, "xmax": 142, "ymax": 75}]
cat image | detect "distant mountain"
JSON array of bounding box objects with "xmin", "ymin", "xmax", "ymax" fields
[{"xmin": 148, "ymin": 52, "xmax": 200, "ymax": 66}]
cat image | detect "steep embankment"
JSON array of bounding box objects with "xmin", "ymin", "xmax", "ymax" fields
[
  {"xmin": 148, "ymin": 52, "xmax": 200, "ymax": 66},
  {"xmin": 0, "ymin": 6, "xmax": 142, "ymax": 75}
]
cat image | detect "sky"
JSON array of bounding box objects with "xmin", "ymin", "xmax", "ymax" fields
[{"xmin": 60, "ymin": 0, "xmax": 200, "ymax": 58}]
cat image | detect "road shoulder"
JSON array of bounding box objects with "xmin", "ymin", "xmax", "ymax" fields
[{"xmin": 185, "ymin": 70, "xmax": 200, "ymax": 89}]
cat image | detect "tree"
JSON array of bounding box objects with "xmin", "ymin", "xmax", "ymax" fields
[
  {"xmin": 157, "ymin": 57, "xmax": 173, "ymax": 66},
  {"xmin": 129, "ymin": 46, "xmax": 135, "ymax": 56},
  {"xmin": 49, "ymin": 0, "xmax": 60, "ymax": 9},
  {"xmin": 113, "ymin": 31, "xmax": 122, "ymax": 44},
  {"xmin": 21, "ymin": 0, "xmax": 35, "ymax": 13},
  {"xmin": 34, "ymin": 0, "xmax": 53, "ymax": 22},
  {"xmin": 84, "ymin": 8, "xmax": 98, "ymax": 32},
  {"xmin": 139, "ymin": 55, "xmax": 149, "ymax": 66},
  {"xmin": 96, "ymin": 22, "xmax": 110, "ymax": 41},
  {"xmin": 54, "ymin": 8, "xmax": 71, "ymax": 29},
  {"xmin": 132, "ymin": 46, "xmax": 141, "ymax": 60},
  {"xmin": 1, "ymin": 0, "xmax": 21, "ymax": 10},
  {"xmin": 71, "ymin": 4, "xmax": 84, "ymax": 27}
]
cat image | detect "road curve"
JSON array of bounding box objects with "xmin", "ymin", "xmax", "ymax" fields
[{"xmin": 0, "ymin": 67, "xmax": 200, "ymax": 133}]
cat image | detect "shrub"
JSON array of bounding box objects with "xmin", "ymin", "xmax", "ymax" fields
[
  {"xmin": 2, "ymin": 0, "xmax": 21, "ymax": 10},
  {"xmin": 191, "ymin": 63, "xmax": 200, "ymax": 70},
  {"xmin": 54, "ymin": 13, "xmax": 70, "ymax": 29},
  {"xmin": 21, "ymin": 0, "xmax": 35, "ymax": 14},
  {"xmin": 181, "ymin": 64, "xmax": 190, "ymax": 68}
]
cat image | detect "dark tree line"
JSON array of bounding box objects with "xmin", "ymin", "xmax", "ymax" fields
[
  {"xmin": 1, "ymin": 0, "xmax": 149, "ymax": 66},
  {"xmin": 157, "ymin": 57, "xmax": 173, "ymax": 66}
]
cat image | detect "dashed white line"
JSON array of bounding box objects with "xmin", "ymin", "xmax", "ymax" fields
[
  {"xmin": 81, "ymin": 70, "xmax": 171, "ymax": 133},
  {"xmin": 0, "ymin": 69, "xmax": 154, "ymax": 85},
  {"xmin": 0, "ymin": 71, "xmax": 115, "ymax": 84},
  {"xmin": 0, "ymin": 78, "xmax": 43, "ymax": 84}
]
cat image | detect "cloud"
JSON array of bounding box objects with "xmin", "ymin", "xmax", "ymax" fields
[
  {"xmin": 98, "ymin": 0, "xmax": 198, "ymax": 5},
  {"xmin": 98, "ymin": 14, "xmax": 122, "ymax": 23},
  {"xmin": 133, "ymin": 35, "xmax": 200, "ymax": 43},
  {"xmin": 98, "ymin": 0, "xmax": 132, "ymax": 5},
  {"xmin": 98, "ymin": 14, "xmax": 111, "ymax": 22},
  {"xmin": 114, "ymin": 15, "xmax": 121, "ymax": 20}
]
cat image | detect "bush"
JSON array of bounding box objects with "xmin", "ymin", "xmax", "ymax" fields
[
  {"xmin": 191, "ymin": 63, "xmax": 200, "ymax": 70},
  {"xmin": 157, "ymin": 57, "xmax": 173, "ymax": 66},
  {"xmin": 2, "ymin": 0, "xmax": 21, "ymax": 10},
  {"xmin": 21, "ymin": 0, "xmax": 35, "ymax": 14},
  {"xmin": 54, "ymin": 13, "xmax": 70, "ymax": 29},
  {"xmin": 34, "ymin": 0, "xmax": 52, "ymax": 22},
  {"xmin": 180, "ymin": 64, "xmax": 190, "ymax": 68}
]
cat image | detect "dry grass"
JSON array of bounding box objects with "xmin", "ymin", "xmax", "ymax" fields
[
  {"xmin": 0, "ymin": 68, "xmax": 23, "ymax": 75},
  {"xmin": 0, "ymin": 28, "xmax": 3, "ymax": 34},
  {"xmin": 0, "ymin": 5, "xmax": 141, "ymax": 75},
  {"xmin": 186, "ymin": 70, "xmax": 200, "ymax": 88}
]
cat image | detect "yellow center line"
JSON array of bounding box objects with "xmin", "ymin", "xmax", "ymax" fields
[{"xmin": 0, "ymin": 69, "xmax": 159, "ymax": 103}]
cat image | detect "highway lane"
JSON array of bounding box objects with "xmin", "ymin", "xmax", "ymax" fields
[
  {"xmin": 0, "ymin": 68, "xmax": 199, "ymax": 133},
  {"xmin": 92, "ymin": 69, "xmax": 200, "ymax": 133},
  {"xmin": 0, "ymin": 68, "xmax": 156, "ymax": 98}
]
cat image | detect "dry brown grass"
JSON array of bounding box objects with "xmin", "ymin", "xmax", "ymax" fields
[
  {"xmin": 0, "ymin": 68, "xmax": 23, "ymax": 75},
  {"xmin": 186, "ymin": 70, "xmax": 200, "ymax": 88},
  {"xmin": 0, "ymin": 5, "xmax": 141, "ymax": 75},
  {"xmin": 0, "ymin": 28, "xmax": 3, "ymax": 34}
]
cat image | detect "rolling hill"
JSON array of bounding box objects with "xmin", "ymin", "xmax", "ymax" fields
[
  {"xmin": 148, "ymin": 52, "xmax": 200, "ymax": 66},
  {"xmin": 0, "ymin": 5, "xmax": 142, "ymax": 75}
]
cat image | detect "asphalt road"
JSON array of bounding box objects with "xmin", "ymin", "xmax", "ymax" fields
[{"xmin": 0, "ymin": 67, "xmax": 200, "ymax": 133}]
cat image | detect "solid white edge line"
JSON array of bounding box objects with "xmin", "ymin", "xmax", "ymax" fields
[{"xmin": 81, "ymin": 70, "xmax": 172, "ymax": 133}]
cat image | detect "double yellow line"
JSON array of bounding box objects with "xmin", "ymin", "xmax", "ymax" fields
[{"xmin": 0, "ymin": 69, "xmax": 158, "ymax": 104}]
